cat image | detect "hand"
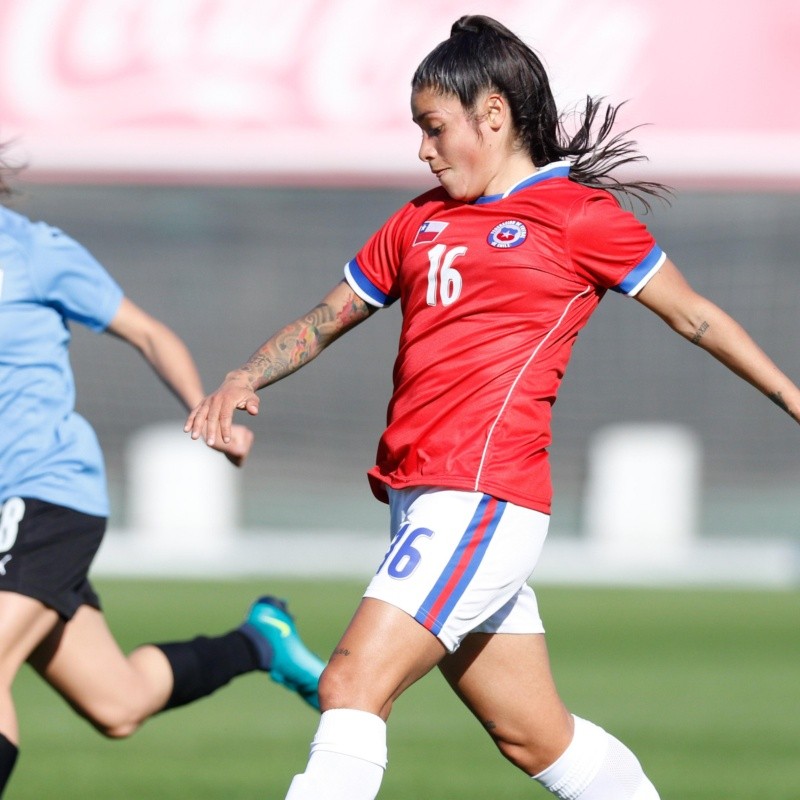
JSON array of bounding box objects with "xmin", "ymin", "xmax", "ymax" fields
[
  {"xmin": 184, "ymin": 371, "xmax": 261, "ymax": 447},
  {"xmin": 206, "ymin": 423, "xmax": 254, "ymax": 467}
]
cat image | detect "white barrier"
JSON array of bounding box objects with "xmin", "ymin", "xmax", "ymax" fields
[
  {"xmin": 125, "ymin": 422, "xmax": 239, "ymax": 557},
  {"xmin": 582, "ymin": 423, "xmax": 702, "ymax": 563},
  {"xmin": 93, "ymin": 421, "xmax": 799, "ymax": 586}
]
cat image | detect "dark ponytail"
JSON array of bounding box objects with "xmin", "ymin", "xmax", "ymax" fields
[{"xmin": 412, "ymin": 15, "xmax": 670, "ymax": 211}]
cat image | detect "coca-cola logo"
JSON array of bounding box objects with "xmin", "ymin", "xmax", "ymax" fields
[
  {"xmin": 0, "ymin": 0, "xmax": 431, "ymax": 129},
  {"xmin": 2, "ymin": 0, "xmax": 793, "ymax": 180}
]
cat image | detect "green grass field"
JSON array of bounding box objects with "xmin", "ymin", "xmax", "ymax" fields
[{"xmin": 9, "ymin": 579, "xmax": 800, "ymax": 799}]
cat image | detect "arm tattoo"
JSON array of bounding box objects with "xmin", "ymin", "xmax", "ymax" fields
[
  {"xmin": 243, "ymin": 300, "xmax": 362, "ymax": 387},
  {"xmin": 768, "ymin": 391, "xmax": 800, "ymax": 422},
  {"xmin": 337, "ymin": 294, "xmax": 372, "ymax": 328},
  {"xmin": 238, "ymin": 288, "xmax": 372, "ymax": 390},
  {"xmin": 690, "ymin": 321, "xmax": 710, "ymax": 345}
]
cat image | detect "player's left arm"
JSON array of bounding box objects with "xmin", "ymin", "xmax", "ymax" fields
[
  {"xmin": 106, "ymin": 296, "xmax": 254, "ymax": 465},
  {"xmin": 635, "ymin": 257, "xmax": 800, "ymax": 424}
]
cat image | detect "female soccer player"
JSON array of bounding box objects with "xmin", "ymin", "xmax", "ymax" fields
[
  {"xmin": 186, "ymin": 15, "xmax": 800, "ymax": 800},
  {"xmin": 0, "ymin": 147, "xmax": 324, "ymax": 797}
]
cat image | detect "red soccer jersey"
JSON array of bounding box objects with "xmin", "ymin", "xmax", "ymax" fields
[{"xmin": 344, "ymin": 162, "xmax": 664, "ymax": 513}]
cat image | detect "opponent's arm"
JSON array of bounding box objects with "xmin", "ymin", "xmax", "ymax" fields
[
  {"xmin": 106, "ymin": 296, "xmax": 254, "ymax": 466},
  {"xmin": 635, "ymin": 258, "xmax": 800, "ymax": 423},
  {"xmin": 185, "ymin": 279, "xmax": 375, "ymax": 447}
]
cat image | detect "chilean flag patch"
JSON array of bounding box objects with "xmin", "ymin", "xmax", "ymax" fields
[{"xmin": 413, "ymin": 220, "xmax": 449, "ymax": 245}]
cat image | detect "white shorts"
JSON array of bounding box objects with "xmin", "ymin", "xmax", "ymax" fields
[{"xmin": 363, "ymin": 486, "xmax": 549, "ymax": 652}]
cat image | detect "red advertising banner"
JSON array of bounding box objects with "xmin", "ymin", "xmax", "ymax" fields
[{"xmin": 1, "ymin": 0, "xmax": 798, "ymax": 186}]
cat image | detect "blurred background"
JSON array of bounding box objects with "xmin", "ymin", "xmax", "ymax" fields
[{"xmin": 2, "ymin": 0, "xmax": 799, "ymax": 583}]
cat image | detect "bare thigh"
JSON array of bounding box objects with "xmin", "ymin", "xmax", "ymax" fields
[
  {"xmin": 0, "ymin": 592, "xmax": 61, "ymax": 741},
  {"xmin": 29, "ymin": 604, "xmax": 172, "ymax": 737},
  {"xmin": 0, "ymin": 592, "xmax": 60, "ymax": 678},
  {"xmin": 319, "ymin": 597, "xmax": 447, "ymax": 719},
  {"xmin": 439, "ymin": 632, "xmax": 573, "ymax": 776}
]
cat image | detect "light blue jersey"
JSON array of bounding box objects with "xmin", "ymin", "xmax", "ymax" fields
[{"xmin": 0, "ymin": 206, "xmax": 123, "ymax": 516}]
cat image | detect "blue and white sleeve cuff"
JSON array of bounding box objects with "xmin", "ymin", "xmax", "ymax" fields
[
  {"xmin": 344, "ymin": 259, "xmax": 395, "ymax": 307},
  {"xmin": 613, "ymin": 245, "xmax": 666, "ymax": 297}
]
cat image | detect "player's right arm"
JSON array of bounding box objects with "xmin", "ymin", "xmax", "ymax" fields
[{"xmin": 185, "ymin": 279, "xmax": 375, "ymax": 446}]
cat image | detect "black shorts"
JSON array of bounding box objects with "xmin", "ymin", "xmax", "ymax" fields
[{"xmin": 0, "ymin": 496, "xmax": 105, "ymax": 620}]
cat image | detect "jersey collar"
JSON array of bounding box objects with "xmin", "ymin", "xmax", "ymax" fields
[{"xmin": 473, "ymin": 160, "xmax": 571, "ymax": 205}]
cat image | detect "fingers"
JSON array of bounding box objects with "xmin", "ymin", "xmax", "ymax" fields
[
  {"xmin": 184, "ymin": 388, "xmax": 259, "ymax": 447},
  {"xmin": 215, "ymin": 424, "xmax": 255, "ymax": 468},
  {"xmin": 213, "ymin": 396, "xmax": 232, "ymax": 447},
  {"xmin": 184, "ymin": 404, "xmax": 206, "ymax": 438},
  {"xmin": 184, "ymin": 397, "xmax": 218, "ymax": 443}
]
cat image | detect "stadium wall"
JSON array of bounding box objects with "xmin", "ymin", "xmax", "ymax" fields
[{"xmin": 8, "ymin": 183, "xmax": 798, "ymax": 585}]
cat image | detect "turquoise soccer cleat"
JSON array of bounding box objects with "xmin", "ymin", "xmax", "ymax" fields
[{"xmin": 239, "ymin": 596, "xmax": 324, "ymax": 710}]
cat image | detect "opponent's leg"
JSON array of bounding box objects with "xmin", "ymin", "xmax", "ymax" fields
[
  {"xmin": 29, "ymin": 596, "xmax": 324, "ymax": 739},
  {"xmin": 159, "ymin": 595, "xmax": 323, "ymax": 711},
  {"xmin": 0, "ymin": 592, "xmax": 61, "ymax": 795},
  {"xmin": 285, "ymin": 597, "xmax": 446, "ymax": 800},
  {"xmin": 239, "ymin": 595, "xmax": 324, "ymax": 710},
  {"xmin": 440, "ymin": 631, "xmax": 659, "ymax": 799},
  {"xmin": 30, "ymin": 605, "xmax": 174, "ymax": 738},
  {"xmin": 0, "ymin": 735, "xmax": 17, "ymax": 799}
]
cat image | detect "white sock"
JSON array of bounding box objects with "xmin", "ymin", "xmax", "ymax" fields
[
  {"xmin": 533, "ymin": 716, "xmax": 660, "ymax": 800},
  {"xmin": 284, "ymin": 709, "xmax": 387, "ymax": 800}
]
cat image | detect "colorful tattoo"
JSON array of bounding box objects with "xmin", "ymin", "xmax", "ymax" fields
[
  {"xmin": 242, "ymin": 295, "xmax": 371, "ymax": 388},
  {"xmin": 336, "ymin": 294, "xmax": 372, "ymax": 327}
]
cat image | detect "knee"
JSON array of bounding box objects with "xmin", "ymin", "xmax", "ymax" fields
[
  {"xmin": 317, "ymin": 663, "xmax": 348, "ymax": 710},
  {"xmin": 81, "ymin": 700, "xmax": 146, "ymax": 740},
  {"xmin": 96, "ymin": 725, "xmax": 135, "ymax": 740},
  {"xmin": 91, "ymin": 715, "xmax": 139, "ymax": 739},
  {"xmin": 317, "ymin": 663, "xmax": 388, "ymax": 714},
  {"xmin": 493, "ymin": 737, "xmax": 558, "ymax": 775},
  {"xmin": 95, "ymin": 719, "xmax": 140, "ymax": 740},
  {"xmin": 488, "ymin": 719, "xmax": 573, "ymax": 776}
]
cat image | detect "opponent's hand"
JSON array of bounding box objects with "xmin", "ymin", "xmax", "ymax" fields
[
  {"xmin": 206, "ymin": 422, "xmax": 254, "ymax": 467},
  {"xmin": 185, "ymin": 371, "xmax": 261, "ymax": 447}
]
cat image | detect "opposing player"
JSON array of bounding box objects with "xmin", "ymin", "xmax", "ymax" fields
[
  {"xmin": 186, "ymin": 15, "xmax": 800, "ymax": 800},
  {"xmin": 0, "ymin": 145, "xmax": 324, "ymax": 798}
]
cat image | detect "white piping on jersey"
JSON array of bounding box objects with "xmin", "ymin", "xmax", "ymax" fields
[
  {"xmin": 473, "ymin": 284, "xmax": 595, "ymax": 492},
  {"xmin": 501, "ymin": 173, "xmax": 538, "ymax": 199},
  {"xmin": 501, "ymin": 161, "xmax": 572, "ymax": 199}
]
